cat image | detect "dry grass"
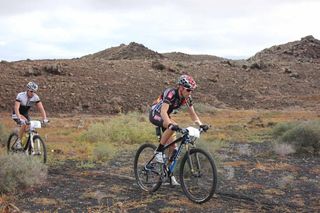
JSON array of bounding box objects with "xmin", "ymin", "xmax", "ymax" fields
[
  {"xmin": 0, "ymin": 154, "xmax": 48, "ymax": 193},
  {"xmin": 0, "ymin": 109, "xmax": 319, "ymax": 165}
]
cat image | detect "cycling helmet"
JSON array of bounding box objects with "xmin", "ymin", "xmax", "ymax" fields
[
  {"xmin": 26, "ymin": 81, "xmax": 39, "ymax": 91},
  {"xmin": 178, "ymin": 75, "xmax": 197, "ymax": 90}
]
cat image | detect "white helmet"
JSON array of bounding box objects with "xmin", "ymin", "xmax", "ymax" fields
[
  {"xmin": 26, "ymin": 81, "xmax": 39, "ymax": 91},
  {"xmin": 178, "ymin": 75, "xmax": 197, "ymax": 90}
]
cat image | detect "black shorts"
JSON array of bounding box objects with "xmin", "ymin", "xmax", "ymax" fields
[
  {"xmin": 12, "ymin": 113, "xmax": 30, "ymax": 125},
  {"xmin": 149, "ymin": 109, "xmax": 167, "ymax": 132}
]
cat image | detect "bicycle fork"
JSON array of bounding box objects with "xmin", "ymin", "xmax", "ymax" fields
[
  {"xmin": 28, "ymin": 133, "xmax": 41, "ymax": 155},
  {"xmin": 186, "ymin": 146, "xmax": 202, "ymax": 177}
]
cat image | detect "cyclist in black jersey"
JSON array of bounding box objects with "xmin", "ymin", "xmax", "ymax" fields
[
  {"xmin": 11, "ymin": 81, "xmax": 48, "ymax": 149},
  {"xmin": 149, "ymin": 75, "xmax": 208, "ymax": 185}
]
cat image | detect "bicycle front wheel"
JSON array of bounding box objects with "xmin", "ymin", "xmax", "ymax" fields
[
  {"xmin": 134, "ymin": 143, "xmax": 163, "ymax": 192},
  {"xmin": 31, "ymin": 135, "xmax": 47, "ymax": 164},
  {"xmin": 180, "ymin": 148, "xmax": 217, "ymax": 204}
]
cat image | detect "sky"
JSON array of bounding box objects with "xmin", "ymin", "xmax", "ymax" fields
[{"xmin": 0, "ymin": 0, "xmax": 319, "ymax": 61}]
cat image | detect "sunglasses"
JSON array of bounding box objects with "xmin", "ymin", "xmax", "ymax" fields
[
  {"xmin": 28, "ymin": 90, "xmax": 34, "ymax": 93},
  {"xmin": 185, "ymin": 88, "xmax": 193, "ymax": 92}
]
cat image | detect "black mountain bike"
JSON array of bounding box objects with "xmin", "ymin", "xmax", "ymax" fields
[
  {"xmin": 7, "ymin": 120, "xmax": 47, "ymax": 163},
  {"xmin": 134, "ymin": 125, "xmax": 217, "ymax": 204}
]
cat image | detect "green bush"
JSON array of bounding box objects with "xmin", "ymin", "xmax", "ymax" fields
[
  {"xmin": 194, "ymin": 103, "xmax": 217, "ymax": 114},
  {"xmin": 0, "ymin": 154, "xmax": 47, "ymax": 193},
  {"xmin": 272, "ymin": 120, "xmax": 320, "ymax": 154},
  {"xmin": 76, "ymin": 161, "xmax": 95, "ymax": 169},
  {"xmin": 0, "ymin": 123, "xmax": 9, "ymax": 147},
  {"xmin": 93, "ymin": 142, "xmax": 116, "ymax": 162},
  {"xmin": 271, "ymin": 122, "xmax": 298, "ymax": 138},
  {"xmin": 81, "ymin": 112, "xmax": 155, "ymax": 144}
]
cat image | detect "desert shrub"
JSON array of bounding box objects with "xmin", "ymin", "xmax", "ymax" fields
[
  {"xmin": 272, "ymin": 120, "xmax": 320, "ymax": 154},
  {"xmin": 81, "ymin": 112, "xmax": 155, "ymax": 144},
  {"xmin": 76, "ymin": 161, "xmax": 95, "ymax": 169},
  {"xmin": 273, "ymin": 143, "xmax": 295, "ymax": 156},
  {"xmin": 92, "ymin": 142, "xmax": 116, "ymax": 162},
  {"xmin": 151, "ymin": 61, "xmax": 165, "ymax": 70},
  {"xmin": 0, "ymin": 154, "xmax": 47, "ymax": 193},
  {"xmin": 271, "ymin": 122, "xmax": 298, "ymax": 138},
  {"xmin": 0, "ymin": 123, "xmax": 9, "ymax": 147},
  {"xmin": 81, "ymin": 122, "xmax": 107, "ymax": 143},
  {"xmin": 194, "ymin": 103, "xmax": 217, "ymax": 114}
]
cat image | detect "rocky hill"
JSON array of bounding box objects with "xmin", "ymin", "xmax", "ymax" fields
[
  {"xmin": 248, "ymin": 35, "xmax": 320, "ymax": 63},
  {"xmin": 81, "ymin": 42, "xmax": 164, "ymax": 60},
  {"xmin": 1, "ymin": 35, "xmax": 320, "ymax": 115}
]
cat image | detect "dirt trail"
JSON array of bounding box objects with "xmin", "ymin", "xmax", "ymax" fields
[{"xmin": 9, "ymin": 142, "xmax": 320, "ymax": 212}]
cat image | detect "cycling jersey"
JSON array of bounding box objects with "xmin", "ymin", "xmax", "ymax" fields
[
  {"xmin": 149, "ymin": 88, "xmax": 193, "ymax": 128},
  {"xmin": 151, "ymin": 88, "xmax": 193, "ymax": 115},
  {"xmin": 12, "ymin": 91, "xmax": 41, "ymax": 117}
]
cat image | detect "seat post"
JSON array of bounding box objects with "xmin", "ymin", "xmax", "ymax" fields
[{"xmin": 155, "ymin": 126, "xmax": 162, "ymax": 142}]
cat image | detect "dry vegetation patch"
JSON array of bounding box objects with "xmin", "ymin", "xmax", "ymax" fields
[{"xmin": 0, "ymin": 110, "xmax": 319, "ymax": 212}]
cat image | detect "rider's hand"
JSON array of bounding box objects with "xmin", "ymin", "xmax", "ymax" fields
[
  {"xmin": 42, "ymin": 119, "xmax": 49, "ymax": 126},
  {"xmin": 200, "ymin": 124, "xmax": 210, "ymax": 132},
  {"xmin": 168, "ymin": 124, "xmax": 180, "ymax": 131},
  {"xmin": 19, "ymin": 119, "xmax": 26, "ymax": 125}
]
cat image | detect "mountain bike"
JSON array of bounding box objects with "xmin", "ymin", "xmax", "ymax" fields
[
  {"xmin": 7, "ymin": 120, "xmax": 48, "ymax": 163},
  {"xmin": 134, "ymin": 125, "xmax": 217, "ymax": 204}
]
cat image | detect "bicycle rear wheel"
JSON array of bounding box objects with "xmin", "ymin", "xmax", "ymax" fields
[
  {"xmin": 134, "ymin": 143, "xmax": 163, "ymax": 192},
  {"xmin": 180, "ymin": 148, "xmax": 217, "ymax": 204},
  {"xmin": 7, "ymin": 132, "xmax": 19, "ymax": 154},
  {"xmin": 31, "ymin": 135, "xmax": 47, "ymax": 164}
]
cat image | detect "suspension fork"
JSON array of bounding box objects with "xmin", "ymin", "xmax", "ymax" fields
[
  {"xmin": 29, "ymin": 132, "xmax": 37, "ymax": 155},
  {"xmin": 186, "ymin": 144, "xmax": 194, "ymax": 173},
  {"xmin": 186, "ymin": 144, "xmax": 201, "ymax": 174},
  {"xmin": 27, "ymin": 132, "xmax": 33, "ymax": 154}
]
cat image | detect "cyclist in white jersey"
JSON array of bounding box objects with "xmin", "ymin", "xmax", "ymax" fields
[{"xmin": 11, "ymin": 81, "xmax": 48, "ymax": 149}]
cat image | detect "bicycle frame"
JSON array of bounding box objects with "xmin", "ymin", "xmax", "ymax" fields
[
  {"xmin": 23, "ymin": 120, "xmax": 42, "ymax": 155},
  {"xmin": 150, "ymin": 130, "xmax": 194, "ymax": 176},
  {"xmin": 24, "ymin": 130, "xmax": 38, "ymax": 154}
]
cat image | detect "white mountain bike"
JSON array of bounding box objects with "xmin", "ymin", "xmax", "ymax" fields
[{"xmin": 7, "ymin": 120, "xmax": 48, "ymax": 163}]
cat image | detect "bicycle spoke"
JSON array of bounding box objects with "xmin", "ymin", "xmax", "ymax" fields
[
  {"xmin": 134, "ymin": 144, "xmax": 163, "ymax": 192},
  {"xmin": 7, "ymin": 133, "xmax": 20, "ymax": 153},
  {"xmin": 180, "ymin": 148, "xmax": 217, "ymax": 203},
  {"xmin": 32, "ymin": 136, "xmax": 47, "ymax": 163}
]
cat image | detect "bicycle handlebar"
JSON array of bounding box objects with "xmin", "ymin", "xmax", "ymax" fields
[
  {"xmin": 24, "ymin": 120, "xmax": 50, "ymax": 126},
  {"xmin": 177, "ymin": 124, "xmax": 211, "ymax": 134}
]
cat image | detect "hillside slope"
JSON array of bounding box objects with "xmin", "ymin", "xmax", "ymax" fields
[{"xmin": 1, "ymin": 36, "xmax": 320, "ymax": 115}]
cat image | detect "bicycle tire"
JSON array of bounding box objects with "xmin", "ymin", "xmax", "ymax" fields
[
  {"xmin": 134, "ymin": 143, "xmax": 163, "ymax": 192},
  {"xmin": 31, "ymin": 135, "xmax": 47, "ymax": 164},
  {"xmin": 7, "ymin": 132, "xmax": 19, "ymax": 154},
  {"xmin": 179, "ymin": 148, "xmax": 217, "ymax": 204}
]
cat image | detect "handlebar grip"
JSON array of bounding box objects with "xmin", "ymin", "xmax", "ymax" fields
[{"xmin": 200, "ymin": 124, "xmax": 211, "ymax": 132}]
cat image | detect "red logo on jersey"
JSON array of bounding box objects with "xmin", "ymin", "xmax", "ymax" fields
[{"xmin": 167, "ymin": 91, "xmax": 174, "ymax": 99}]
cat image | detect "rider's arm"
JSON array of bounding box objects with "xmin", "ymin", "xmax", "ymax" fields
[
  {"xmin": 14, "ymin": 101, "xmax": 22, "ymax": 119},
  {"xmin": 160, "ymin": 103, "xmax": 175, "ymax": 128},
  {"xmin": 36, "ymin": 101, "xmax": 47, "ymax": 121},
  {"xmin": 187, "ymin": 105, "xmax": 203, "ymax": 126}
]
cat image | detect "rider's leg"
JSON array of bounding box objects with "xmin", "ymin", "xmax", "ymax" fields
[
  {"xmin": 19, "ymin": 125, "xmax": 27, "ymax": 140},
  {"xmin": 15, "ymin": 115, "xmax": 28, "ymax": 141},
  {"xmin": 154, "ymin": 128, "xmax": 174, "ymax": 155},
  {"xmin": 167, "ymin": 133, "xmax": 177, "ymax": 157}
]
